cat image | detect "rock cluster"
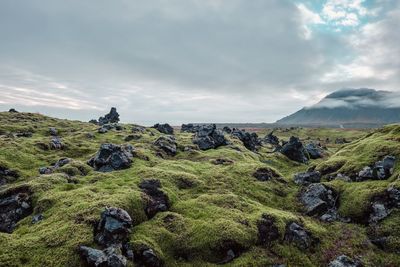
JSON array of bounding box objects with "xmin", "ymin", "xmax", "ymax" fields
[
  {"xmin": 300, "ymin": 183, "xmax": 338, "ymax": 221},
  {"xmin": 264, "ymin": 131, "xmax": 279, "ymax": 146},
  {"xmin": 358, "ymin": 155, "xmax": 396, "ymax": 181},
  {"xmin": 139, "ymin": 179, "xmax": 170, "ymax": 219},
  {"xmin": 304, "ymin": 143, "xmax": 324, "ymax": 159},
  {"xmin": 193, "ymin": 124, "xmax": 228, "ymax": 150},
  {"xmin": 294, "ymin": 169, "xmax": 321, "ymax": 185},
  {"xmin": 153, "ymin": 123, "xmax": 174, "ymax": 135},
  {"xmin": 0, "ymin": 187, "xmax": 32, "ymax": 233},
  {"xmin": 369, "ymin": 186, "xmax": 400, "ymax": 224},
  {"xmin": 153, "ymin": 136, "xmax": 177, "ymax": 156},
  {"xmin": 280, "ymin": 136, "xmax": 309, "ymax": 163},
  {"xmin": 98, "ymin": 107, "xmax": 120, "ymax": 126},
  {"xmin": 231, "ymin": 129, "xmax": 261, "ymax": 152},
  {"xmin": 181, "ymin": 124, "xmax": 200, "ymax": 133},
  {"xmin": 0, "ymin": 166, "xmax": 19, "ymax": 186},
  {"xmin": 98, "ymin": 123, "xmax": 124, "ymax": 134},
  {"xmin": 88, "ymin": 144, "xmax": 135, "ymax": 172}
]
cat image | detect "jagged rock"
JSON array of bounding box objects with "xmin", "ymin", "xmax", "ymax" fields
[
  {"xmin": 358, "ymin": 156, "xmax": 396, "ymax": 181},
  {"xmin": 134, "ymin": 245, "xmax": 163, "ymax": 267},
  {"xmin": 153, "ymin": 136, "xmax": 177, "ymax": 156},
  {"xmin": 257, "ymin": 214, "xmax": 280, "ymax": 246},
  {"xmin": 328, "ymin": 255, "xmax": 362, "ymax": 267},
  {"xmin": 0, "ymin": 166, "xmax": 19, "ymax": 186},
  {"xmin": 305, "ymin": 143, "xmax": 324, "ymax": 159},
  {"xmin": 294, "ymin": 170, "xmax": 321, "ymax": 185},
  {"xmin": 153, "ymin": 123, "xmax": 174, "ymax": 135},
  {"xmin": 139, "ymin": 179, "xmax": 169, "ymax": 219},
  {"xmin": 284, "ymin": 222, "xmax": 316, "ymax": 250},
  {"xmin": 369, "ymin": 203, "xmax": 389, "ymax": 223},
  {"xmin": 211, "ymin": 158, "xmax": 234, "ymax": 165},
  {"xmin": 280, "ymin": 136, "xmax": 309, "ymax": 163},
  {"xmin": 264, "ymin": 131, "xmax": 279, "ymax": 146},
  {"xmin": 181, "ymin": 124, "xmax": 200, "ymax": 133},
  {"xmin": 8, "ymin": 108, "xmax": 18, "ymax": 113},
  {"xmin": 99, "ymin": 107, "xmax": 120, "ymax": 126},
  {"xmin": 368, "ymin": 187, "xmax": 400, "ymax": 224},
  {"xmin": 31, "ymin": 214, "xmax": 44, "ymax": 224},
  {"xmin": 88, "ymin": 144, "xmax": 134, "ymax": 172},
  {"xmin": 124, "ymin": 134, "xmax": 141, "ymax": 142},
  {"xmin": 231, "ymin": 129, "xmax": 261, "ymax": 152},
  {"xmin": 89, "ymin": 119, "xmax": 98, "ymax": 124},
  {"xmin": 0, "ymin": 187, "xmax": 33, "ymax": 233},
  {"xmin": 94, "ymin": 207, "xmax": 133, "ymax": 247},
  {"xmin": 79, "ymin": 245, "xmax": 127, "ymax": 267},
  {"xmin": 193, "ymin": 124, "xmax": 228, "ymax": 150},
  {"xmin": 49, "ymin": 136, "xmax": 64, "ymax": 150},
  {"xmin": 300, "ymin": 183, "xmax": 337, "ymax": 217},
  {"xmin": 253, "ymin": 168, "xmax": 280, "ymax": 181},
  {"xmin": 222, "ymin": 126, "xmax": 232, "ymax": 134},
  {"xmin": 49, "ymin": 127, "xmax": 58, "ymax": 136}
]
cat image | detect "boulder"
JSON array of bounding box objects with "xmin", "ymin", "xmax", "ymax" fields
[
  {"xmin": 88, "ymin": 144, "xmax": 134, "ymax": 172},
  {"xmin": 305, "ymin": 143, "xmax": 324, "ymax": 159},
  {"xmin": 89, "ymin": 119, "xmax": 98, "ymax": 125},
  {"xmin": 284, "ymin": 222, "xmax": 316, "ymax": 250},
  {"xmin": 94, "ymin": 207, "xmax": 133, "ymax": 247},
  {"xmin": 264, "ymin": 131, "xmax": 279, "ymax": 146},
  {"xmin": 8, "ymin": 108, "xmax": 18, "ymax": 113},
  {"xmin": 328, "ymin": 255, "xmax": 362, "ymax": 267},
  {"xmin": 257, "ymin": 214, "xmax": 280, "ymax": 246},
  {"xmin": 280, "ymin": 136, "xmax": 309, "ymax": 163},
  {"xmin": 139, "ymin": 179, "xmax": 169, "ymax": 219},
  {"xmin": 0, "ymin": 187, "xmax": 32, "ymax": 233},
  {"xmin": 193, "ymin": 124, "xmax": 228, "ymax": 150},
  {"xmin": 49, "ymin": 136, "xmax": 64, "ymax": 150},
  {"xmin": 294, "ymin": 170, "xmax": 321, "ymax": 185},
  {"xmin": 153, "ymin": 123, "xmax": 174, "ymax": 135},
  {"xmin": 0, "ymin": 166, "xmax": 19, "ymax": 186},
  {"xmin": 368, "ymin": 187, "xmax": 400, "ymax": 224},
  {"xmin": 99, "ymin": 107, "xmax": 120, "ymax": 126},
  {"xmin": 49, "ymin": 127, "xmax": 58, "ymax": 136},
  {"xmin": 181, "ymin": 124, "xmax": 200, "ymax": 133},
  {"xmin": 222, "ymin": 126, "xmax": 232, "ymax": 134},
  {"xmin": 153, "ymin": 136, "xmax": 177, "ymax": 156},
  {"xmin": 231, "ymin": 129, "xmax": 261, "ymax": 152},
  {"xmin": 253, "ymin": 168, "xmax": 280, "ymax": 182},
  {"xmin": 79, "ymin": 245, "xmax": 127, "ymax": 267},
  {"xmin": 358, "ymin": 155, "xmax": 396, "ymax": 181},
  {"xmin": 300, "ymin": 184, "xmax": 337, "ymax": 217},
  {"xmin": 134, "ymin": 245, "xmax": 163, "ymax": 267}
]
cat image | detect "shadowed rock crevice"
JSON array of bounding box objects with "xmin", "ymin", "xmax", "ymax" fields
[{"xmin": 139, "ymin": 179, "xmax": 170, "ymax": 219}]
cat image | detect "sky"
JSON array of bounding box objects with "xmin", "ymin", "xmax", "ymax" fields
[{"xmin": 0, "ymin": 0, "xmax": 399, "ymax": 125}]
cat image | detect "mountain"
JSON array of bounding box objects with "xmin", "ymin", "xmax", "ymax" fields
[{"xmin": 276, "ymin": 88, "xmax": 400, "ymax": 127}]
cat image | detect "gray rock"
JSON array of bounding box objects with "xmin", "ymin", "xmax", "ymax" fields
[
  {"xmin": 0, "ymin": 166, "xmax": 19, "ymax": 186},
  {"xmin": 300, "ymin": 184, "xmax": 337, "ymax": 217},
  {"xmin": 280, "ymin": 136, "xmax": 309, "ymax": 163},
  {"xmin": 49, "ymin": 127, "xmax": 58, "ymax": 136},
  {"xmin": 79, "ymin": 245, "xmax": 127, "ymax": 267},
  {"xmin": 134, "ymin": 246, "xmax": 162, "ymax": 267},
  {"xmin": 358, "ymin": 155, "xmax": 396, "ymax": 181},
  {"xmin": 98, "ymin": 127, "xmax": 109, "ymax": 134},
  {"xmin": 98, "ymin": 107, "xmax": 120, "ymax": 126},
  {"xmin": 284, "ymin": 222, "xmax": 316, "ymax": 250},
  {"xmin": 88, "ymin": 144, "xmax": 134, "ymax": 172},
  {"xmin": 0, "ymin": 187, "xmax": 32, "ymax": 233},
  {"xmin": 305, "ymin": 143, "xmax": 324, "ymax": 159},
  {"xmin": 193, "ymin": 124, "xmax": 228, "ymax": 150},
  {"xmin": 153, "ymin": 135, "xmax": 177, "ymax": 156},
  {"xmin": 181, "ymin": 123, "xmax": 200, "ymax": 133},
  {"xmin": 39, "ymin": 158, "xmax": 71, "ymax": 175},
  {"xmin": 49, "ymin": 137, "xmax": 64, "ymax": 150},
  {"xmin": 31, "ymin": 214, "xmax": 44, "ymax": 224},
  {"xmin": 231, "ymin": 129, "xmax": 261, "ymax": 152},
  {"xmin": 153, "ymin": 123, "xmax": 174, "ymax": 134},
  {"xmin": 264, "ymin": 131, "xmax": 279, "ymax": 146},
  {"xmin": 294, "ymin": 170, "xmax": 321, "ymax": 185},
  {"xmin": 328, "ymin": 255, "xmax": 361, "ymax": 267},
  {"xmin": 369, "ymin": 202, "xmax": 390, "ymax": 223}
]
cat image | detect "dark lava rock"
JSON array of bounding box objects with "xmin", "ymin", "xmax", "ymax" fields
[
  {"xmin": 99, "ymin": 107, "xmax": 120, "ymax": 126},
  {"xmin": 193, "ymin": 124, "xmax": 228, "ymax": 150},
  {"xmin": 134, "ymin": 245, "xmax": 163, "ymax": 267},
  {"xmin": 132, "ymin": 126, "xmax": 146, "ymax": 133},
  {"xmin": 294, "ymin": 170, "xmax": 321, "ymax": 185},
  {"xmin": 280, "ymin": 136, "xmax": 309, "ymax": 163},
  {"xmin": 15, "ymin": 131, "xmax": 33, "ymax": 138},
  {"xmin": 305, "ymin": 143, "xmax": 324, "ymax": 159},
  {"xmin": 231, "ymin": 129, "xmax": 261, "ymax": 152},
  {"xmin": 49, "ymin": 136, "xmax": 64, "ymax": 150},
  {"xmin": 79, "ymin": 245, "xmax": 127, "ymax": 267},
  {"xmin": 181, "ymin": 124, "xmax": 200, "ymax": 133},
  {"xmin": 88, "ymin": 144, "xmax": 134, "ymax": 172},
  {"xmin": 94, "ymin": 207, "xmax": 133, "ymax": 247},
  {"xmin": 31, "ymin": 214, "xmax": 44, "ymax": 224},
  {"xmin": 253, "ymin": 168, "xmax": 280, "ymax": 181},
  {"xmin": 257, "ymin": 214, "xmax": 280, "ymax": 246},
  {"xmin": 153, "ymin": 123, "xmax": 174, "ymax": 135},
  {"xmin": 98, "ymin": 127, "xmax": 109, "ymax": 134},
  {"xmin": 139, "ymin": 179, "xmax": 169, "ymax": 219},
  {"xmin": 0, "ymin": 187, "xmax": 33, "ymax": 233},
  {"xmin": 39, "ymin": 166, "xmax": 53, "ymax": 175},
  {"xmin": 89, "ymin": 119, "xmax": 98, "ymax": 125},
  {"xmin": 335, "ymin": 138, "xmax": 350, "ymax": 144},
  {"xmin": 328, "ymin": 255, "xmax": 362, "ymax": 267},
  {"xmin": 211, "ymin": 158, "xmax": 234, "ymax": 165},
  {"xmin": 0, "ymin": 166, "xmax": 19, "ymax": 186},
  {"xmin": 8, "ymin": 108, "xmax": 18, "ymax": 113},
  {"xmin": 358, "ymin": 155, "xmax": 396, "ymax": 181},
  {"xmin": 284, "ymin": 222, "xmax": 317, "ymax": 250},
  {"xmin": 300, "ymin": 183, "xmax": 337, "ymax": 218},
  {"xmin": 368, "ymin": 186, "xmax": 400, "ymax": 224},
  {"xmin": 124, "ymin": 134, "xmax": 141, "ymax": 142},
  {"xmin": 222, "ymin": 126, "xmax": 232, "ymax": 134},
  {"xmin": 215, "ymin": 240, "xmax": 244, "ymax": 264},
  {"xmin": 264, "ymin": 131, "xmax": 279, "ymax": 146},
  {"xmin": 39, "ymin": 158, "xmax": 71, "ymax": 175},
  {"xmin": 153, "ymin": 136, "xmax": 177, "ymax": 156},
  {"xmin": 98, "ymin": 123, "xmax": 124, "ymax": 133},
  {"xmin": 49, "ymin": 127, "xmax": 58, "ymax": 136}
]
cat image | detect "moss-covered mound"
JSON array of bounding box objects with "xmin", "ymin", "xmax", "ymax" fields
[{"xmin": 0, "ymin": 112, "xmax": 399, "ymax": 266}]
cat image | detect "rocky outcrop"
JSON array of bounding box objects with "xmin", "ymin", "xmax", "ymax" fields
[
  {"xmin": 284, "ymin": 222, "xmax": 317, "ymax": 250},
  {"xmin": 257, "ymin": 214, "xmax": 280, "ymax": 246},
  {"xmin": 305, "ymin": 143, "xmax": 324, "ymax": 159},
  {"xmin": 358, "ymin": 156, "xmax": 396, "ymax": 181},
  {"xmin": 153, "ymin": 136, "xmax": 177, "ymax": 156},
  {"xmin": 328, "ymin": 255, "xmax": 362, "ymax": 267},
  {"xmin": 280, "ymin": 136, "xmax": 309, "ymax": 163},
  {"xmin": 193, "ymin": 124, "xmax": 228, "ymax": 150},
  {"xmin": 300, "ymin": 184, "xmax": 338, "ymax": 221},
  {"xmin": 231, "ymin": 129, "xmax": 261, "ymax": 152},
  {"xmin": 294, "ymin": 169, "xmax": 321, "ymax": 185},
  {"xmin": 88, "ymin": 144, "xmax": 134, "ymax": 172},
  {"xmin": 139, "ymin": 179, "xmax": 170, "ymax": 219},
  {"xmin": 264, "ymin": 131, "xmax": 279, "ymax": 146},
  {"xmin": 153, "ymin": 123, "xmax": 174, "ymax": 135},
  {"xmin": 222, "ymin": 126, "xmax": 232, "ymax": 134},
  {"xmin": 253, "ymin": 168, "xmax": 281, "ymax": 182},
  {"xmin": 49, "ymin": 136, "xmax": 64, "ymax": 150},
  {"xmin": 0, "ymin": 166, "xmax": 19, "ymax": 186},
  {"xmin": 79, "ymin": 245, "xmax": 127, "ymax": 267},
  {"xmin": 98, "ymin": 107, "xmax": 120, "ymax": 126},
  {"xmin": 181, "ymin": 124, "xmax": 200, "ymax": 133},
  {"xmin": 0, "ymin": 187, "xmax": 32, "ymax": 233},
  {"xmin": 368, "ymin": 186, "xmax": 400, "ymax": 224}
]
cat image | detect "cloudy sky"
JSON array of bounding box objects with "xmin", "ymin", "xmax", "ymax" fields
[{"xmin": 0, "ymin": 0, "xmax": 399, "ymax": 125}]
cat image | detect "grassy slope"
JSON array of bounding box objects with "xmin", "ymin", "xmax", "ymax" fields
[{"xmin": 0, "ymin": 112, "xmax": 399, "ymax": 267}]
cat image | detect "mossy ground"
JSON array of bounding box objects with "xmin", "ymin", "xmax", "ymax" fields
[{"xmin": 0, "ymin": 112, "xmax": 399, "ymax": 266}]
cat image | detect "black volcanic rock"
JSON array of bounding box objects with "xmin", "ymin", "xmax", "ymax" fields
[
  {"xmin": 276, "ymin": 88, "xmax": 400, "ymax": 127},
  {"xmin": 88, "ymin": 144, "xmax": 134, "ymax": 172},
  {"xmin": 280, "ymin": 136, "xmax": 309, "ymax": 163},
  {"xmin": 0, "ymin": 166, "xmax": 19, "ymax": 186},
  {"xmin": 231, "ymin": 129, "xmax": 261, "ymax": 152},
  {"xmin": 99, "ymin": 107, "xmax": 120, "ymax": 126},
  {"xmin": 0, "ymin": 187, "xmax": 32, "ymax": 233},
  {"xmin": 153, "ymin": 123, "xmax": 174, "ymax": 134},
  {"xmin": 193, "ymin": 124, "xmax": 228, "ymax": 150},
  {"xmin": 139, "ymin": 179, "xmax": 169, "ymax": 219}
]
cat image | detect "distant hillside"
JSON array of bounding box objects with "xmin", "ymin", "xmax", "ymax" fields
[{"xmin": 276, "ymin": 88, "xmax": 400, "ymax": 128}]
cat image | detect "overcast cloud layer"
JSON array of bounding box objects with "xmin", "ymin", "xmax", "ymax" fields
[{"xmin": 0, "ymin": 0, "xmax": 399, "ymax": 125}]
